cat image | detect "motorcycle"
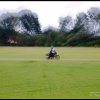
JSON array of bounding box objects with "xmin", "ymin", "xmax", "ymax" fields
[{"xmin": 45, "ymin": 53, "xmax": 60, "ymax": 60}]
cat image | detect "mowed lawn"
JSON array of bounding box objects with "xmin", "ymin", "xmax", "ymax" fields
[{"xmin": 0, "ymin": 47, "xmax": 100, "ymax": 98}]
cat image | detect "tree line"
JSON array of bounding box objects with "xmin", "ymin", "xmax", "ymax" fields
[{"xmin": 0, "ymin": 7, "xmax": 100, "ymax": 46}]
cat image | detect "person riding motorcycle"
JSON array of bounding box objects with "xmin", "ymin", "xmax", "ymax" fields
[{"xmin": 48, "ymin": 47, "xmax": 57, "ymax": 58}]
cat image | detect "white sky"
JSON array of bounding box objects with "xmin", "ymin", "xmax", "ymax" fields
[{"xmin": 0, "ymin": 1, "xmax": 100, "ymax": 30}]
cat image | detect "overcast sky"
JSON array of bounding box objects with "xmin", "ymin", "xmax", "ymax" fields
[{"xmin": 0, "ymin": 1, "xmax": 100, "ymax": 30}]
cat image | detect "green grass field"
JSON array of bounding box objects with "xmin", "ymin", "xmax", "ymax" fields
[{"xmin": 0, "ymin": 46, "xmax": 100, "ymax": 98}]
